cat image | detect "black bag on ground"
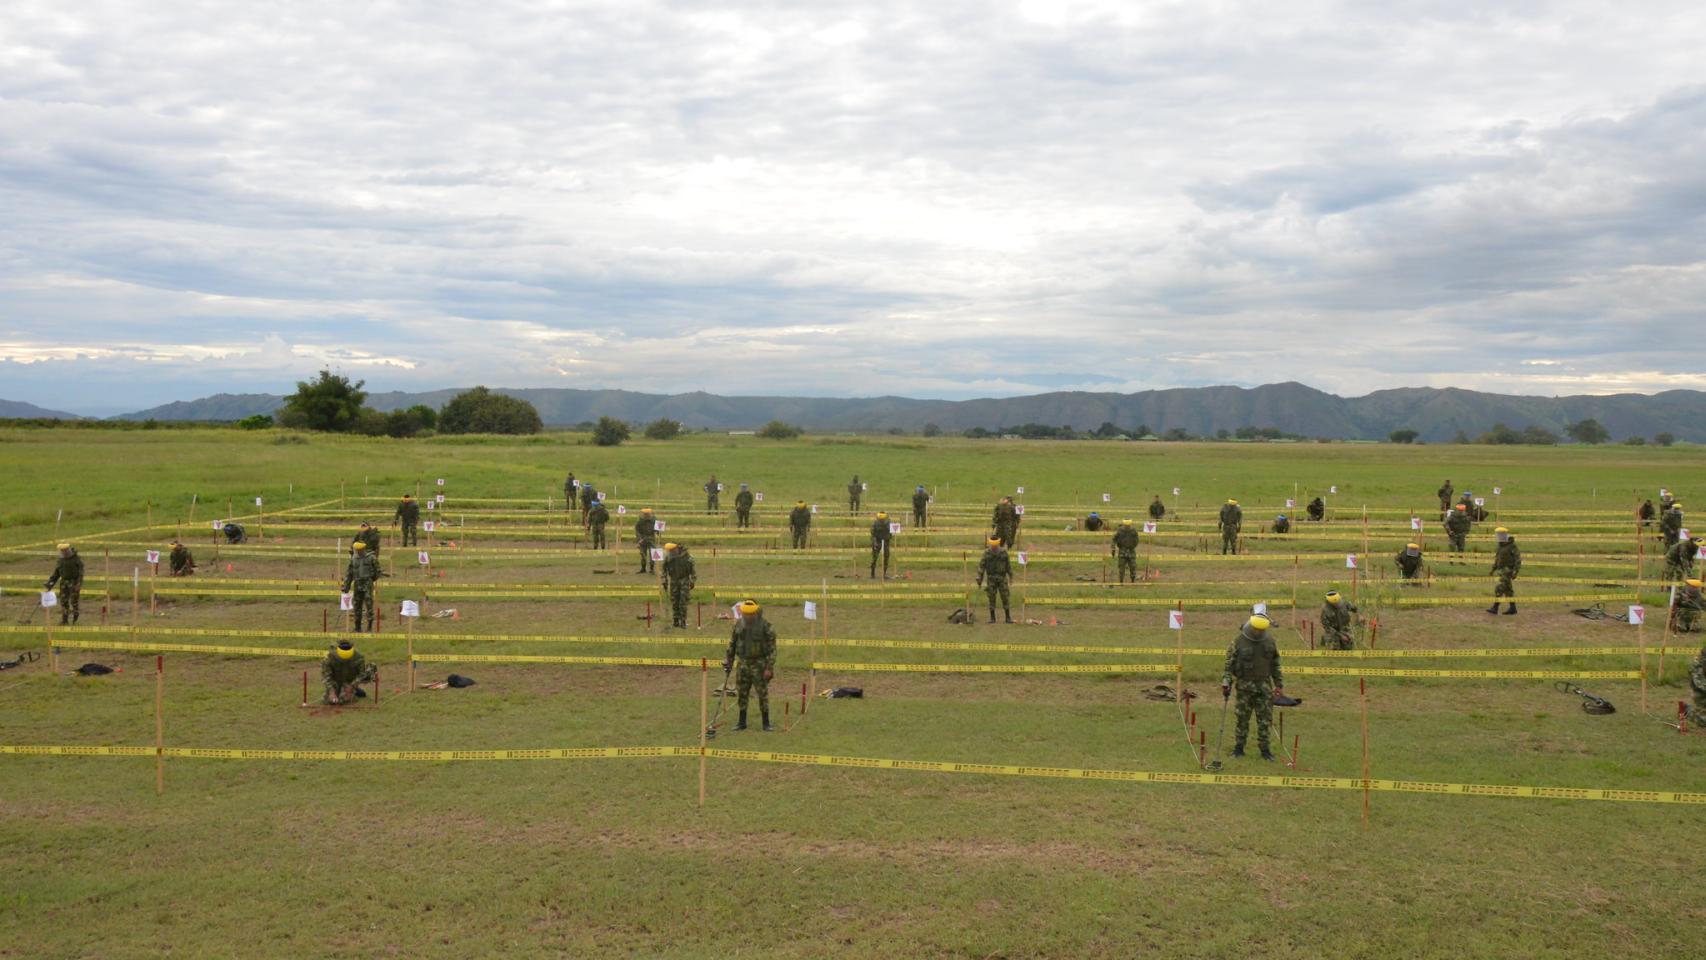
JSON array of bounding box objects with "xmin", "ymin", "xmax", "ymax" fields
[
  {"xmin": 824, "ymin": 687, "xmax": 862, "ymax": 698},
  {"xmin": 447, "ymin": 674, "xmax": 476, "ymax": 688},
  {"xmin": 74, "ymin": 663, "xmax": 114, "ymax": 676}
]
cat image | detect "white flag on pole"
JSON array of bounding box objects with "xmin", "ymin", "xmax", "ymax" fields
[{"xmin": 804, "ymin": 601, "xmax": 818, "ymax": 621}]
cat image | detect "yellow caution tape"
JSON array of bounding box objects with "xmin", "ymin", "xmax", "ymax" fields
[
  {"xmin": 410, "ymin": 653, "xmax": 705, "ymax": 667},
  {"xmin": 50, "ymin": 639, "xmax": 323, "ymax": 658},
  {"xmin": 812, "ymin": 661, "xmax": 1643, "ymax": 680},
  {"xmin": 809, "ymin": 661, "xmax": 1180, "ymax": 675}
]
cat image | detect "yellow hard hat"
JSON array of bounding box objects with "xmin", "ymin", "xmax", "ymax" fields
[
  {"xmin": 1686, "ymin": 578, "xmax": 1704, "ymax": 589},
  {"xmin": 1326, "ymin": 591, "xmax": 1342, "ymax": 605},
  {"xmin": 1406, "ymin": 542, "xmax": 1420, "ymax": 550},
  {"xmin": 663, "ymin": 542, "xmax": 678, "ymax": 552},
  {"xmin": 641, "ymin": 507, "xmax": 653, "ymax": 514},
  {"xmin": 56, "ymin": 542, "xmax": 70, "ymax": 551},
  {"xmin": 1693, "ymin": 538, "xmax": 1705, "ymax": 546},
  {"xmin": 335, "ymin": 641, "xmax": 355, "ymax": 660},
  {"xmin": 1121, "ymin": 519, "xmax": 1134, "ymax": 526},
  {"xmin": 1247, "ymin": 614, "xmax": 1271, "ymax": 632},
  {"xmin": 876, "ymin": 512, "xmax": 888, "ymax": 520},
  {"xmin": 737, "ymin": 599, "xmax": 760, "ymax": 615},
  {"xmin": 796, "ymin": 500, "xmax": 806, "ymax": 506},
  {"xmin": 1227, "ymin": 499, "xmax": 1238, "ymax": 505},
  {"xmin": 353, "ymin": 542, "xmax": 367, "ymax": 551},
  {"xmin": 986, "ymin": 537, "xmax": 1001, "ymax": 547},
  {"xmin": 1494, "ymin": 527, "xmax": 1509, "ymax": 534}
]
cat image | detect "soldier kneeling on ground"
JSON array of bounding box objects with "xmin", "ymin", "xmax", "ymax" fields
[{"xmin": 322, "ymin": 640, "xmax": 376, "ymax": 705}]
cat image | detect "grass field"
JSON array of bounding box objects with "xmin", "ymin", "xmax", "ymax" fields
[{"xmin": 2, "ymin": 427, "xmax": 1704, "ymax": 959}]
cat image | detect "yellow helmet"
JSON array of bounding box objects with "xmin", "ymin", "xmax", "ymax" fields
[
  {"xmin": 1227, "ymin": 499, "xmax": 1238, "ymax": 505},
  {"xmin": 1693, "ymin": 538, "xmax": 1705, "ymax": 546},
  {"xmin": 663, "ymin": 542, "xmax": 678, "ymax": 553},
  {"xmin": 353, "ymin": 542, "xmax": 367, "ymax": 551},
  {"xmin": 1121, "ymin": 519, "xmax": 1134, "ymax": 526},
  {"xmin": 1326, "ymin": 591, "xmax": 1342, "ymax": 605},
  {"xmin": 986, "ymin": 537, "xmax": 1001, "ymax": 547},
  {"xmin": 1494, "ymin": 526, "xmax": 1509, "ymax": 534},
  {"xmin": 796, "ymin": 500, "xmax": 806, "ymax": 507},
  {"xmin": 56, "ymin": 542, "xmax": 70, "ymax": 551},
  {"xmin": 737, "ymin": 599, "xmax": 760, "ymax": 615},
  {"xmin": 641, "ymin": 507, "xmax": 653, "ymax": 514},
  {"xmin": 876, "ymin": 512, "xmax": 888, "ymax": 520},
  {"xmin": 1405, "ymin": 543, "xmax": 1420, "ymax": 552},
  {"xmin": 335, "ymin": 641, "xmax": 355, "ymax": 660},
  {"xmin": 1686, "ymin": 578, "xmax": 1704, "ymax": 589},
  {"xmin": 1247, "ymin": 614, "xmax": 1271, "ymax": 632}
]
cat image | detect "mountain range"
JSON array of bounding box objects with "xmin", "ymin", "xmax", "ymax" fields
[
  {"xmin": 0, "ymin": 399, "xmax": 83, "ymax": 419},
  {"xmin": 33, "ymin": 382, "xmax": 1696, "ymax": 442}
]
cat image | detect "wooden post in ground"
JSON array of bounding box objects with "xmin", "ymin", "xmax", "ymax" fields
[
  {"xmin": 1291, "ymin": 554, "xmax": 1299, "ymax": 625},
  {"xmin": 103, "ymin": 548, "xmax": 111, "ymax": 626},
  {"xmin": 1639, "ymin": 611, "xmax": 1648, "ymax": 714},
  {"xmin": 149, "ymin": 558, "xmax": 157, "ymax": 615},
  {"xmin": 699, "ymin": 658, "xmax": 709, "ymax": 809},
  {"xmin": 406, "ymin": 611, "xmax": 416, "ymax": 690},
  {"xmin": 1360, "ymin": 677, "xmax": 1371, "ymax": 829},
  {"xmin": 130, "ymin": 568, "xmax": 139, "ymax": 639},
  {"xmin": 154, "ymin": 655, "xmax": 165, "ymax": 796},
  {"xmin": 45, "ymin": 613, "xmax": 55, "ymax": 675}
]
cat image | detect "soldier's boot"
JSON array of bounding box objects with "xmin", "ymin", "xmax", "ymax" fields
[
  {"xmin": 1503, "ymin": 603, "xmax": 1517, "ymax": 615},
  {"xmin": 1486, "ymin": 602, "xmax": 1500, "ymax": 614},
  {"xmin": 1232, "ymin": 743, "xmax": 1246, "ymax": 758},
  {"xmin": 1003, "ymin": 607, "xmax": 1013, "ymax": 624},
  {"xmin": 762, "ymin": 709, "xmax": 774, "ymax": 732},
  {"xmin": 1260, "ymin": 748, "xmax": 1276, "ymax": 761},
  {"xmin": 987, "ymin": 606, "xmax": 997, "ymax": 624},
  {"xmin": 734, "ymin": 710, "xmax": 748, "ymax": 732}
]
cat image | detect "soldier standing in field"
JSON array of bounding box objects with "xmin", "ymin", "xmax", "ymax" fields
[
  {"xmin": 976, "ymin": 536, "xmax": 1014, "ymax": 624},
  {"xmin": 734, "ymin": 483, "xmax": 755, "ymax": 528},
  {"xmin": 848, "ymin": 475, "xmax": 863, "ymax": 513},
  {"xmin": 912, "ymin": 486, "xmax": 930, "ymax": 528},
  {"xmin": 1638, "ymin": 498, "xmax": 1656, "ymax": 528},
  {"xmin": 1148, "ymin": 495, "xmax": 1166, "ymax": 521},
  {"xmin": 580, "ymin": 482, "xmax": 598, "ymax": 526},
  {"xmin": 723, "ymin": 599, "xmax": 777, "ymax": 731},
  {"xmin": 321, "ymin": 640, "xmax": 377, "ymax": 705},
  {"xmin": 341, "ymin": 542, "xmax": 382, "ymax": 632},
  {"xmin": 1218, "ymin": 499, "xmax": 1243, "ymax": 554},
  {"xmin": 635, "ymin": 508, "xmax": 658, "ymax": 573},
  {"xmin": 661, "ymin": 542, "xmax": 696, "ymax": 629},
  {"xmin": 704, "ymin": 475, "xmax": 720, "ymax": 513},
  {"xmin": 351, "ymin": 521, "xmax": 381, "ymax": 558},
  {"xmin": 1445, "ymin": 503, "xmax": 1472, "ymax": 552},
  {"xmin": 789, "ymin": 500, "xmax": 812, "ymax": 549},
  {"xmin": 44, "ymin": 542, "xmax": 84, "ymax": 625},
  {"xmin": 1222, "ymin": 615, "xmax": 1285, "ymax": 760},
  {"xmin": 1437, "ymin": 480, "xmax": 1454, "ymax": 518},
  {"xmin": 1319, "ymin": 590, "xmax": 1357, "ymax": 649},
  {"xmin": 587, "ymin": 499, "xmax": 610, "ymax": 549},
  {"xmin": 1112, "ymin": 520, "xmax": 1140, "ymax": 583},
  {"xmin": 168, "ymin": 538, "xmax": 196, "ymax": 577},
  {"xmin": 1661, "ymin": 502, "xmax": 1684, "ymax": 549},
  {"xmin": 1395, "ymin": 543, "xmax": 1424, "ymax": 580},
  {"xmin": 393, "ymin": 494, "xmax": 420, "ymax": 547},
  {"xmin": 1487, "ymin": 527, "xmax": 1521, "ymax": 615},
  {"xmin": 1663, "ymin": 537, "xmax": 1703, "ymax": 583},
  {"xmin": 992, "ymin": 497, "xmax": 1020, "ymax": 548},
  {"xmin": 564, "ymin": 472, "xmax": 577, "ymax": 510},
  {"xmin": 869, "ymin": 511, "xmax": 893, "ymax": 578}
]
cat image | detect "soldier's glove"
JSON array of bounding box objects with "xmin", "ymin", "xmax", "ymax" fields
[
  {"xmin": 1221, "ymin": 683, "xmax": 1231, "ymax": 700},
  {"xmin": 763, "ymin": 669, "xmax": 773, "ymax": 681},
  {"xmin": 43, "ymin": 581, "xmax": 52, "ymax": 590}
]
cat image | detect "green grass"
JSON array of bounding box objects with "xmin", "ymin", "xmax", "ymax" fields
[{"xmin": 1, "ymin": 427, "xmax": 1703, "ymax": 958}]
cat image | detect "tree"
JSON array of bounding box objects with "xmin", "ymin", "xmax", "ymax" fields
[
  {"xmin": 1162, "ymin": 427, "xmax": 1191, "ymax": 441},
  {"xmin": 963, "ymin": 427, "xmax": 991, "ymax": 438},
  {"xmin": 1388, "ymin": 429, "xmax": 1418, "ymax": 444},
  {"xmin": 1133, "ymin": 424, "xmax": 1152, "ymax": 438},
  {"xmin": 591, "ymin": 416, "xmax": 630, "ymax": 447},
  {"xmin": 236, "ymin": 414, "xmax": 273, "ymax": 430},
  {"xmin": 1654, "ymin": 432, "xmax": 1676, "ymax": 447},
  {"xmin": 406, "ymin": 405, "xmax": 438, "ymax": 430},
  {"xmin": 437, "ymin": 387, "xmax": 543, "ymax": 435},
  {"xmin": 1622, "ymin": 435, "xmax": 1646, "ymax": 445},
  {"xmin": 757, "ymin": 420, "xmax": 802, "ymax": 439},
  {"xmin": 277, "ymin": 370, "xmax": 367, "ymax": 432},
  {"xmin": 1477, "ymin": 423, "xmax": 1522, "ymax": 445},
  {"xmin": 1564, "ymin": 419, "xmax": 1609, "ymax": 445},
  {"xmin": 1452, "ymin": 430, "xmax": 1471, "ymax": 444},
  {"xmin": 1095, "ymin": 421, "xmax": 1122, "ymax": 438},
  {"xmin": 383, "ymin": 407, "xmax": 436, "ymax": 438},
  {"xmin": 922, "ymin": 423, "xmax": 941, "ymax": 437},
  {"xmin": 1520, "ymin": 425, "xmax": 1559, "ymax": 445},
  {"xmin": 643, "ymin": 418, "xmax": 683, "ymax": 440}
]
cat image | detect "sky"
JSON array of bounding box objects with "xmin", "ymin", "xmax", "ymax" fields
[{"xmin": 3, "ymin": 1, "xmax": 1705, "ymax": 415}]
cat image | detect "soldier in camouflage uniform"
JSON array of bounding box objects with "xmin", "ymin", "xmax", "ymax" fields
[
  {"xmin": 847, "ymin": 476, "xmax": 863, "ymax": 513},
  {"xmin": 168, "ymin": 538, "xmax": 196, "ymax": 577},
  {"xmin": 634, "ymin": 508, "xmax": 658, "ymax": 573},
  {"xmin": 1638, "ymin": 499, "xmax": 1656, "ymax": 528},
  {"xmin": 1148, "ymin": 495, "xmax": 1166, "ymax": 521},
  {"xmin": 351, "ymin": 522, "xmax": 381, "ymax": 558},
  {"xmin": 976, "ymin": 536, "xmax": 1014, "ymax": 624},
  {"xmin": 1663, "ymin": 537, "xmax": 1702, "ymax": 583},
  {"xmin": 1437, "ymin": 480, "xmax": 1454, "ymax": 518},
  {"xmin": 321, "ymin": 640, "xmax": 377, "ymax": 705},
  {"xmin": 1222, "ymin": 615, "xmax": 1284, "ymax": 760},
  {"xmin": 1112, "ymin": 520, "xmax": 1140, "ymax": 583},
  {"xmin": 1445, "ymin": 503, "xmax": 1472, "ymax": 552},
  {"xmin": 1319, "ymin": 590, "xmax": 1357, "ymax": 650},
  {"xmin": 587, "ymin": 499, "xmax": 610, "ymax": 549},
  {"xmin": 661, "ymin": 542, "xmax": 696, "ymax": 628},
  {"xmin": 393, "ymin": 494, "xmax": 421, "ymax": 546},
  {"xmin": 704, "ymin": 475, "xmax": 721, "ymax": 513},
  {"xmin": 1675, "ymin": 578, "xmax": 1705, "ymax": 634},
  {"xmin": 789, "ymin": 501, "xmax": 811, "ymax": 549},
  {"xmin": 43, "ymin": 543, "xmax": 84, "ymax": 625},
  {"xmin": 580, "ymin": 483, "xmax": 598, "ymax": 526},
  {"xmin": 992, "ymin": 497, "xmax": 1020, "ymax": 548},
  {"xmin": 564, "ymin": 472, "xmax": 577, "ymax": 510},
  {"xmin": 1306, "ymin": 496, "xmax": 1325, "ymax": 522},
  {"xmin": 1218, "ymin": 499, "xmax": 1243, "ymax": 554},
  {"xmin": 1661, "ymin": 503, "xmax": 1684, "ymax": 550},
  {"xmin": 1690, "ymin": 637, "xmax": 1706, "ymax": 727},
  {"xmin": 1487, "ymin": 527, "xmax": 1521, "ymax": 615},
  {"xmin": 734, "ymin": 484, "xmax": 755, "ymax": 528},
  {"xmin": 341, "ymin": 542, "xmax": 382, "ymax": 632},
  {"xmin": 869, "ymin": 512, "xmax": 893, "ymax": 578},
  {"xmin": 723, "ymin": 599, "xmax": 777, "ymax": 731},
  {"xmin": 1395, "ymin": 543, "xmax": 1424, "ymax": 580},
  {"xmin": 1272, "ymin": 514, "xmax": 1291, "ymax": 534},
  {"xmin": 1083, "ymin": 512, "xmax": 1107, "ymax": 532},
  {"xmin": 912, "ymin": 486, "xmax": 930, "ymax": 528}
]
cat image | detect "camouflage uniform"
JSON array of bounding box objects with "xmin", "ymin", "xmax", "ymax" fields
[
  {"xmin": 1437, "ymin": 482, "xmax": 1454, "ymax": 516},
  {"xmin": 1662, "ymin": 539, "xmax": 1699, "ymax": 583},
  {"xmin": 634, "ymin": 515, "xmax": 658, "ymax": 572},
  {"xmin": 734, "ymin": 487, "xmax": 755, "ymax": 528},
  {"xmin": 869, "ymin": 517, "xmax": 893, "ymax": 578},
  {"xmin": 394, "ymin": 497, "xmax": 421, "ymax": 546},
  {"xmin": 1218, "ymin": 503, "xmax": 1243, "ymax": 554},
  {"xmin": 848, "ymin": 476, "xmax": 863, "ymax": 512},
  {"xmin": 341, "ymin": 550, "xmax": 382, "ymax": 632},
  {"xmin": 1674, "ymin": 584, "xmax": 1705, "ymax": 633},
  {"xmin": 1306, "ymin": 497, "xmax": 1325, "ymax": 521},
  {"xmin": 1660, "ymin": 508, "xmax": 1683, "ymax": 549},
  {"xmin": 1112, "ymin": 525, "xmax": 1139, "ymax": 583},
  {"xmin": 1638, "ymin": 500, "xmax": 1655, "ymax": 528},
  {"xmin": 1690, "ymin": 645, "xmax": 1706, "ymax": 722},
  {"xmin": 912, "ymin": 488, "xmax": 930, "ymax": 528},
  {"xmin": 580, "ymin": 484, "xmax": 597, "ymax": 525},
  {"xmin": 1083, "ymin": 514, "xmax": 1107, "ymax": 532},
  {"xmin": 321, "ymin": 644, "xmax": 377, "ymax": 704},
  {"xmin": 587, "ymin": 502, "xmax": 610, "ymax": 549},
  {"xmin": 992, "ymin": 500, "xmax": 1020, "ymax": 548},
  {"xmin": 1395, "ymin": 547, "xmax": 1423, "ymax": 580},
  {"xmin": 1272, "ymin": 515, "xmax": 1291, "ymax": 534},
  {"xmin": 1320, "ymin": 599, "xmax": 1357, "ymax": 650},
  {"xmin": 977, "ymin": 544, "xmax": 1013, "ymax": 623},
  {"xmin": 724, "ymin": 611, "xmax": 778, "ymax": 729},
  {"xmin": 564, "ymin": 473, "xmax": 577, "ymax": 509},
  {"xmin": 1489, "ymin": 537, "xmax": 1521, "ymax": 613},
  {"xmin": 351, "ymin": 525, "xmax": 381, "ymax": 558},
  {"xmin": 44, "ymin": 549, "xmax": 84, "ymax": 625},
  {"xmin": 789, "ymin": 504, "xmax": 811, "ymax": 549},
  {"xmin": 661, "ymin": 548, "xmax": 696, "ymax": 628},
  {"xmin": 1445, "ymin": 509, "xmax": 1472, "ymax": 551},
  {"xmin": 704, "ymin": 477, "xmax": 720, "ymax": 513},
  {"xmin": 1222, "ymin": 622, "xmax": 1284, "ymax": 757},
  {"xmin": 169, "ymin": 543, "xmax": 195, "ymax": 576},
  {"xmin": 1148, "ymin": 497, "xmax": 1166, "ymax": 520}
]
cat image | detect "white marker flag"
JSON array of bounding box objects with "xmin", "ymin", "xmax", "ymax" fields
[
  {"xmin": 651, "ymin": 548, "xmax": 665, "ymax": 563},
  {"xmin": 889, "ymin": 522, "xmax": 902, "ymax": 535},
  {"xmin": 1628, "ymin": 605, "xmax": 1645, "ymax": 626},
  {"xmin": 1167, "ymin": 610, "xmax": 1184, "ymax": 630},
  {"xmin": 1346, "ymin": 554, "xmax": 1359, "ymax": 569},
  {"xmin": 1330, "ymin": 485, "xmax": 1338, "ymax": 494},
  {"xmin": 339, "ymin": 592, "xmax": 354, "ymax": 611},
  {"xmin": 436, "ymin": 478, "xmax": 445, "ymax": 486},
  {"xmin": 1015, "ymin": 505, "xmax": 1026, "ymax": 516},
  {"xmin": 1102, "ymin": 493, "xmax": 1111, "ymax": 502},
  {"xmin": 1016, "ymin": 551, "xmax": 1028, "ymax": 565},
  {"xmin": 254, "ymin": 497, "xmax": 263, "ymax": 507},
  {"xmin": 435, "ymin": 494, "xmax": 445, "ymax": 504},
  {"xmin": 400, "ymin": 600, "xmax": 420, "ymax": 618},
  {"xmin": 861, "ymin": 483, "xmax": 868, "ymax": 491},
  {"xmin": 655, "ymin": 520, "xmax": 667, "ymax": 532},
  {"xmin": 423, "ymin": 521, "xmax": 435, "ymax": 532},
  {"xmin": 617, "ymin": 506, "xmax": 627, "ymax": 516},
  {"xmin": 804, "ymin": 601, "xmax": 818, "ymax": 621},
  {"xmin": 1253, "ymin": 602, "xmax": 1267, "ymax": 616},
  {"xmin": 1474, "ymin": 497, "xmax": 1486, "ymax": 507},
  {"xmin": 146, "ymin": 550, "xmax": 160, "ymax": 564},
  {"xmin": 1493, "ymin": 486, "xmax": 1503, "ymax": 495},
  {"xmin": 40, "ymin": 591, "xmax": 57, "ymax": 609},
  {"xmin": 426, "ymin": 501, "xmax": 435, "ymax": 511},
  {"xmin": 1016, "ymin": 486, "xmax": 1025, "ymax": 494},
  {"xmin": 1285, "ymin": 499, "xmax": 1295, "ymax": 508},
  {"xmin": 1172, "ymin": 487, "xmax": 1181, "ymax": 496},
  {"xmin": 1410, "ymin": 517, "xmax": 1422, "ymax": 531},
  {"xmin": 811, "ymin": 505, "xmax": 819, "ymax": 514},
  {"xmin": 1143, "ymin": 521, "xmax": 1157, "ymax": 534},
  {"xmin": 418, "ymin": 551, "xmax": 430, "ymax": 565},
  {"xmin": 755, "ymin": 493, "xmax": 764, "ymax": 502},
  {"xmin": 717, "ymin": 483, "xmax": 724, "ymax": 491},
  {"xmin": 597, "ymin": 491, "xmax": 606, "ymax": 501},
  {"xmin": 212, "ymin": 520, "xmax": 224, "ymax": 530}
]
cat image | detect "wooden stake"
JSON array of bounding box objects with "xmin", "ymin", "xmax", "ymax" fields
[
  {"xmin": 103, "ymin": 548, "xmax": 111, "ymax": 626},
  {"xmin": 1638, "ymin": 613, "xmax": 1648, "ymax": 714},
  {"xmin": 130, "ymin": 567, "xmax": 139, "ymax": 638},
  {"xmin": 407, "ymin": 613, "xmax": 416, "ymax": 690},
  {"xmin": 154, "ymin": 655, "xmax": 165, "ymax": 796},
  {"xmin": 699, "ymin": 658, "xmax": 708, "ymax": 808},
  {"xmin": 1359, "ymin": 677, "xmax": 1371, "ymax": 829},
  {"xmin": 149, "ymin": 560, "xmax": 157, "ymax": 615}
]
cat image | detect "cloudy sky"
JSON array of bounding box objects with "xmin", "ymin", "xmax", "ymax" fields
[{"xmin": 3, "ymin": 1, "xmax": 1704, "ymax": 414}]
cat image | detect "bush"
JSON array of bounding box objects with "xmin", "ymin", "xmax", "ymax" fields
[
  {"xmin": 383, "ymin": 408, "xmax": 436, "ymax": 438},
  {"xmin": 1654, "ymin": 433, "xmax": 1676, "ymax": 447},
  {"xmin": 278, "ymin": 370, "xmax": 367, "ymax": 432},
  {"xmin": 592, "ymin": 416, "xmax": 630, "ymax": 447},
  {"xmin": 757, "ymin": 420, "xmax": 802, "ymax": 439},
  {"xmin": 236, "ymin": 414, "xmax": 273, "ymax": 430},
  {"xmin": 353, "ymin": 408, "xmax": 389, "ymax": 436},
  {"xmin": 1564, "ymin": 419, "xmax": 1609, "ymax": 444},
  {"xmin": 1388, "ymin": 429, "xmax": 1418, "ymax": 444},
  {"xmin": 437, "ymin": 387, "xmax": 543, "ymax": 435},
  {"xmin": 643, "ymin": 418, "xmax": 683, "ymax": 440},
  {"xmin": 1622, "ymin": 436, "xmax": 1646, "ymax": 445},
  {"xmin": 922, "ymin": 423, "xmax": 941, "ymax": 437}
]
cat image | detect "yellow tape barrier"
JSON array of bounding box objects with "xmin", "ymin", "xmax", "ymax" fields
[{"xmin": 811, "ymin": 661, "xmax": 1642, "ymax": 680}]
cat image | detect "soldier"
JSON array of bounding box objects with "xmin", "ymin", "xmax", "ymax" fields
[
  {"xmin": 848, "ymin": 475, "xmax": 863, "ymax": 512},
  {"xmin": 168, "ymin": 538, "xmax": 195, "ymax": 577},
  {"xmin": 789, "ymin": 500, "xmax": 811, "ymax": 549},
  {"xmin": 1661, "ymin": 502, "xmax": 1684, "ymax": 549},
  {"xmin": 1084, "ymin": 511, "xmax": 1107, "ymax": 532},
  {"xmin": 661, "ymin": 542, "xmax": 696, "ymax": 628},
  {"xmin": 1319, "ymin": 590, "xmax": 1357, "ymax": 650},
  {"xmin": 1218, "ymin": 499, "xmax": 1243, "ymax": 554},
  {"xmin": 222, "ymin": 521, "xmax": 246, "ymax": 544},
  {"xmin": 1460, "ymin": 492, "xmax": 1488, "ymax": 523},
  {"xmin": 1221, "ymin": 614, "xmax": 1285, "ymax": 760},
  {"xmin": 1486, "ymin": 527, "xmax": 1521, "ymax": 615},
  {"xmin": 393, "ymin": 494, "xmax": 421, "ymax": 547},
  {"xmin": 1112, "ymin": 519, "xmax": 1140, "ymax": 583},
  {"xmin": 351, "ymin": 521, "xmax": 381, "ymax": 558},
  {"xmin": 1663, "ymin": 537, "xmax": 1703, "ymax": 583},
  {"xmin": 1638, "ymin": 498, "xmax": 1656, "ymax": 528},
  {"xmin": 1660, "ymin": 491, "xmax": 1677, "ymax": 516},
  {"xmin": 976, "ymin": 536, "xmax": 1014, "ymax": 624},
  {"xmin": 580, "ymin": 482, "xmax": 598, "ymax": 526},
  {"xmin": 634, "ymin": 508, "xmax": 658, "ymax": 573},
  {"xmin": 722, "ymin": 599, "xmax": 777, "ymax": 731},
  {"xmin": 341, "ymin": 541, "xmax": 382, "ymax": 632},
  {"xmin": 1306, "ymin": 497, "xmax": 1325, "ymax": 522},
  {"xmin": 1437, "ymin": 480, "xmax": 1454, "ymax": 517},
  {"xmin": 43, "ymin": 542, "xmax": 83, "ymax": 625},
  {"xmin": 1395, "ymin": 542, "xmax": 1424, "ymax": 580},
  {"xmin": 1445, "ymin": 503, "xmax": 1472, "ymax": 552},
  {"xmin": 587, "ymin": 499, "xmax": 610, "ymax": 549},
  {"xmin": 912, "ymin": 485, "xmax": 930, "ymax": 528},
  {"xmin": 563, "ymin": 472, "xmax": 577, "ymax": 509},
  {"xmin": 1675, "ymin": 578, "xmax": 1705, "ymax": 634},
  {"xmin": 1272, "ymin": 514, "xmax": 1291, "ymax": 534},
  {"xmin": 869, "ymin": 511, "xmax": 893, "ymax": 578},
  {"xmin": 992, "ymin": 497, "xmax": 1020, "ymax": 547},
  {"xmin": 734, "ymin": 483, "xmax": 755, "ymax": 528},
  {"xmin": 1148, "ymin": 495, "xmax": 1166, "ymax": 521},
  {"xmin": 1690, "ymin": 632, "xmax": 1706, "ymax": 727},
  {"xmin": 321, "ymin": 640, "xmax": 377, "ymax": 705},
  {"xmin": 704, "ymin": 475, "xmax": 720, "ymax": 513}
]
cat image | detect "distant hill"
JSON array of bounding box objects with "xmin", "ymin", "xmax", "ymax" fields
[
  {"xmin": 110, "ymin": 383, "xmax": 1706, "ymax": 442},
  {"xmin": 0, "ymin": 399, "xmax": 82, "ymax": 419}
]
